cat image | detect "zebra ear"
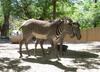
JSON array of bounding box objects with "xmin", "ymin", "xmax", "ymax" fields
[
  {"xmin": 60, "ymin": 19, "xmax": 64, "ymax": 23},
  {"xmin": 72, "ymin": 21, "xmax": 80, "ymax": 27}
]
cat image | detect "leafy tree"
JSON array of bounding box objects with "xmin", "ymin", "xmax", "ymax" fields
[
  {"xmin": 1, "ymin": 0, "xmax": 12, "ymax": 37},
  {"xmin": 11, "ymin": 0, "xmax": 33, "ymax": 19},
  {"xmin": 92, "ymin": 0, "xmax": 100, "ymax": 27},
  {"xmin": 0, "ymin": 0, "xmax": 100, "ymax": 35},
  {"xmin": 0, "ymin": 2, "xmax": 3, "ymax": 28},
  {"xmin": 52, "ymin": 0, "xmax": 57, "ymax": 19},
  {"xmin": 33, "ymin": 0, "xmax": 52, "ymax": 19}
]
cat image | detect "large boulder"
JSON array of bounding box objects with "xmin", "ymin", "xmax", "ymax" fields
[{"xmin": 9, "ymin": 30, "xmax": 23, "ymax": 43}]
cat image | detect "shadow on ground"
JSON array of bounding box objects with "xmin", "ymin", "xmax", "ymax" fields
[
  {"xmin": 0, "ymin": 38, "xmax": 10, "ymax": 43},
  {"xmin": 0, "ymin": 57, "xmax": 30, "ymax": 72},
  {"xmin": 73, "ymin": 57, "xmax": 100, "ymax": 69},
  {"xmin": 21, "ymin": 48, "xmax": 99, "ymax": 72},
  {"xmin": 22, "ymin": 48, "xmax": 98, "ymax": 58},
  {"xmin": 64, "ymin": 50, "xmax": 98, "ymax": 58},
  {"xmin": 22, "ymin": 57, "xmax": 77, "ymax": 72}
]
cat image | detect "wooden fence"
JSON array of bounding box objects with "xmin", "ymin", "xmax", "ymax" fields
[{"xmin": 64, "ymin": 27, "xmax": 100, "ymax": 42}]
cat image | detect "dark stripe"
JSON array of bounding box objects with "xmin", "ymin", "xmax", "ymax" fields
[{"xmin": 56, "ymin": 24, "xmax": 63, "ymax": 40}]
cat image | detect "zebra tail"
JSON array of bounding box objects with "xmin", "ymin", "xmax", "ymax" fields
[{"xmin": 17, "ymin": 26, "xmax": 22, "ymax": 35}]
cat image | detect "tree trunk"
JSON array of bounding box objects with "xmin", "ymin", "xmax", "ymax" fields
[
  {"xmin": 1, "ymin": 0, "xmax": 11, "ymax": 38},
  {"xmin": 1, "ymin": 15, "xmax": 10, "ymax": 37},
  {"xmin": 52, "ymin": 0, "xmax": 56, "ymax": 20},
  {"xmin": 93, "ymin": 0, "xmax": 97, "ymax": 28},
  {"xmin": 94, "ymin": 0, "xmax": 97, "ymax": 3}
]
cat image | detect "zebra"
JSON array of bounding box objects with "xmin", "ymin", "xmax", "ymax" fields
[
  {"xmin": 19, "ymin": 17, "xmax": 80, "ymax": 60},
  {"xmin": 34, "ymin": 21, "xmax": 81, "ymax": 57}
]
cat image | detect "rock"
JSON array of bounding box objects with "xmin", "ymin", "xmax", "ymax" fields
[{"xmin": 9, "ymin": 30, "xmax": 23, "ymax": 43}]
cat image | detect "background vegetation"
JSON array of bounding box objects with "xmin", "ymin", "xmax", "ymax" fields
[{"xmin": 0, "ymin": 0, "xmax": 100, "ymax": 37}]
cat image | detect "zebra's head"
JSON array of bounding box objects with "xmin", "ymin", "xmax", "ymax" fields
[
  {"xmin": 72, "ymin": 22, "xmax": 81, "ymax": 40},
  {"xmin": 61, "ymin": 17, "xmax": 75, "ymax": 37}
]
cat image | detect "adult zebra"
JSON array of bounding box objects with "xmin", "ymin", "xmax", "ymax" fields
[
  {"xmin": 19, "ymin": 17, "xmax": 81, "ymax": 60},
  {"xmin": 34, "ymin": 21, "xmax": 81, "ymax": 57}
]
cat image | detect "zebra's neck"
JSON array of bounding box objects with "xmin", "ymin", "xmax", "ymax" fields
[{"xmin": 55, "ymin": 24, "xmax": 64, "ymax": 40}]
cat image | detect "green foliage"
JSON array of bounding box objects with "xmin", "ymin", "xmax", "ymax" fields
[
  {"xmin": 0, "ymin": 2, "xmax": 3, "ymax": 27},
  {"xmin": 0, "ymin": 17, "xmax": 3, "ymax": 27},
  {"xmin": 10, "ymin": 18, "xmax": 24, "ymax": 29},
  {"xmin": 30, "ymin": 0, "xmax": 52, "ymax": 19},
  {"xmin": 55, "ymin": 0, "xmax": 100, "ymax": 29},
  {"xmin": 9, "ymin": 18, "xmax": 24, "ymax": 34},
  {"xmin": 1, "ymin": 0, "xmax": 12, "ymax": 15},
  {"xmin": 0, "ymin": 0, "xmax": 100, "ymax": 30}
]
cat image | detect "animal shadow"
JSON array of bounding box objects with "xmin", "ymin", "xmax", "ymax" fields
[
  {"xmin": 22, "ymin": 57, "xmax": 77, "ymax": 72},
  {"xmin": 22, "ymin": 44, "xmax": 98, "ymax": 59},
  {"xmin": 64, "ymin": 50, "xmax": 98, "ymax": 58}
]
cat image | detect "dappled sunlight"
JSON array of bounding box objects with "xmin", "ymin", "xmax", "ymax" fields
[
  {"xmin": 0, "ymin": 41, "xmax": 100, "ymax": 72},
  {"xmin": 0, "ymin": 57, "xmax": 31, "ymax": 72}
]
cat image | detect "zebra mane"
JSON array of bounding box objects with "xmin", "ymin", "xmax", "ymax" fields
[{"xmin": 62, "ymin": 17, "xmax": 73, "ymax": 25}]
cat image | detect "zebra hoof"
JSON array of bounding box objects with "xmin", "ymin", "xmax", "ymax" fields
[
  {"xmin": 28, "ymin": 53, "xmax": 31, "ymax": 57},
  {"xmin": 34, "ymin": 54, "xmax": 37, "ymax": 57},
  {"xmin": 42, "ymin": 53, "xmax": 46, "ymax": 57},
  {"xmin": 19, "ymin": 55, "xmax": 22, "ymax": 58},
  {"xmin": 34, "ymin": 55, "xmax": 37, "ymax": 57},
  {"xmin": 26, "ymin": 56, "xmax": 30, "ymax": 58},
  {"xmin": 28, "ymin": 54, "xmax": 31, "ymax": 56},
  {"xmin": 57, "ymin": 57, "xmax": 61, "ymax": 61}
]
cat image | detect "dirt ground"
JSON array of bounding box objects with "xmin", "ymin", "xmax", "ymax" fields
[{"xmin": 0, "ymin": 39, "xmax": 100, "ymax": 72}]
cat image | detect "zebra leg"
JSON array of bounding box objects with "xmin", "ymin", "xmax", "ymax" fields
[
  {"xmin": 54, "ymin": 42, "xmax": 60, "ymax": 60},
  {"xmin": 40, "ymin": 40, "xmax": 45, "ymax": 56},
  {"xmin": 25, "ymin": 35, "xmax": 33, "ymax": 57},
  {"xmin": 59, "ymin": 37, "xmax": 63, "ymax": 56},
  {"xmin": 25, "ymin": 42, "xmax": 30, "ymax": 57},
  {"xmin": 34, "ymin": 40, "xmax": 39, "ymax": 57},
  {"xmin": 19, "ymin": 40, "xmax": 24, "ymax": 58},
  {"xmin": 47, "ymin": 40, "xmax": 53, "ymax": 54},
  {"xmin": 59, "ymin": 43, "xmax": 62, "ymax": 56}
]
